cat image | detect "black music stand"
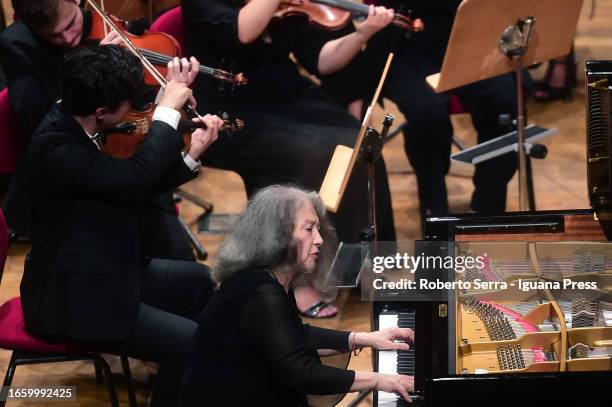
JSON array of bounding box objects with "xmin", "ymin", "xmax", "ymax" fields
[{"xmin": 451, "ymin": 124, "xmax": 558, "ymax": 210}]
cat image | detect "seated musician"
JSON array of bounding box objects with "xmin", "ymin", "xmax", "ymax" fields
[
  {"xmin": 179, "ymin": 185, "xmax": 414, "ymax": 406},
  {"xmin": 0, "ymin": 0, "xmax": 199, "ymax": 260},
  {"xmin": 182, "ymin": 0, "xmax": 397, "ymax": 318},
  {"xmin": 21, "ymin": 44, "xmax": 222, "ymax": 406},
  {"xmin": 322, "ymin": 0, "xmax": 518, "ymax": 226}
]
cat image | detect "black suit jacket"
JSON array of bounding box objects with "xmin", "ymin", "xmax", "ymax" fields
[
  {"xmin": 0, "ymin": 14, "xmax": 189, "ymax": 256},
  {"xmin": 0, "ymin": 12, "xmax": 95, "ymax": 138},
  {"xmin": 20, "ymin": 104, "xmax": 196, "ymax": 341},
  {"xmin": 0, "ymin": 10, "xmax": 95, "ymax": 235}
]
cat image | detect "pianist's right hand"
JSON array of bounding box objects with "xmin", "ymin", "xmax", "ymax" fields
[
  {"xmin": 352, "ymin": 371, "xmax": 414, "ymax": 403},
  {"xmin": 377, "ymin": 373, "xmax": 414, "ymax": 403}
]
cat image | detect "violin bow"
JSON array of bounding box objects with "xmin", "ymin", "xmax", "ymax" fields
[
  {"xmin": 99, "ymin": 0, "xmax": 108, "ymax": 37},
  {"xmin": 86, "ymin": 0, "xmax": 201, "ymax": 119}
]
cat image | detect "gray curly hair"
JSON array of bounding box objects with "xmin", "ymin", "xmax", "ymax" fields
[{"xmin": 213, "ymin": 185, "xmax": 338, "ymax": 294}]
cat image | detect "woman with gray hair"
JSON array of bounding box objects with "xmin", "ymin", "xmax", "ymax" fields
[{"xmin": 179, "ymin": 185, "xmax": 414, "ymax": 406}]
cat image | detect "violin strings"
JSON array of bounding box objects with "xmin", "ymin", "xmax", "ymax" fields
[
  {"xmin": 138, "ymin": 48, "xmax": 225, "ymax": 78},
  {"xmin": 311, "ymin": 0, "xmax": 368, "ymax": 15}
]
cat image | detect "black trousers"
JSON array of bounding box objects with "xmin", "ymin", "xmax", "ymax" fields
[
  {"xmin": 84, "ymin": 258, "xmax": 214, "ymax": 407},
  {"xmin": 201, "ymin": 85, "xmax": 396, "ymax": 242},
  {"xmin": 385, "ymin": 52, "xmax": 518, "ymax": 219},
  {"xmin": 138, "ymin": 193, "xmax": 195, "ymax": 261}
]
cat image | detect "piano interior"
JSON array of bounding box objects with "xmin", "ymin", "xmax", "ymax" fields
[{"xmin": 454, "ymin": 241, "xmax": 612, "ymax": 375}]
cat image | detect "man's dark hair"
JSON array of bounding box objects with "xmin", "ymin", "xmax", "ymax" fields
[
  {"xmin": 61, "ymin": 45, "xmax": 145, "ymax": 117},
  {"xmin": 12, "ymin": 0, "xmax": 64, "ymax": 30}
]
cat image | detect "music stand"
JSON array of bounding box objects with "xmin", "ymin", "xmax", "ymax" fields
[
  {"xmin": 320, "ymin": 53, "xmax": 393, "ymax": 211},
  {"xmin": 425, "ymin": 0, "xmax": 583, "ymax": 210}
]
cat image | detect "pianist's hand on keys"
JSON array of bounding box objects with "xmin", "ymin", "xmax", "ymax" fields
[
  {"xmin": 376, "ymin": 373, "xmax": 414, "ymax": 403},
  {"xmin": 350, "ymin": 327, "xmax": 415, "ymax": 403},
  {"xmin": 353, "ymin": 327, "xmax": 414, "ymax": 351}
]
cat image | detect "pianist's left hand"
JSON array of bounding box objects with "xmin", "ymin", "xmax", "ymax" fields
[{"xmin": 354, "ymin": 327, "xmax": 414, "ymax": 351}]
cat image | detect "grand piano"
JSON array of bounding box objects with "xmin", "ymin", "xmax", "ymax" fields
[{"xmin": 372, "ymin": 60, "xmax": 612, "ymax": 406}]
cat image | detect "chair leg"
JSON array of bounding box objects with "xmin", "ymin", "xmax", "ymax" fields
[
  {"xmin": 94, "ymin": 361, "xmax": 104, "ymax": 384},
  {"xmin": 0, "ymin": 352, "xmax": 17, "ymax": 407},
  {"xmin": 91, "ymin": 354, "xmax": 120, "ymax": 407},
  {"xmin": 120, "ymin": 355, "xmax": 138, "ymax": 407}
]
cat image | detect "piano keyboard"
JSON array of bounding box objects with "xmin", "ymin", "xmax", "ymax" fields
[{"xmin": 375, "ymin": 310, "xmax": 415, "ymax": 407}]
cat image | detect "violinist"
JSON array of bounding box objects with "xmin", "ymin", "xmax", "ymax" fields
[
  {"xmin": 182, "ymin": 0, "xmax": 396, "ymax": 317},
  {"xmin": 0, "ymin": 0, "xmax": 200, "ymax": 261},
  {"xmin": 21, "ymin": 44, "xmax": 222, "ymax": 406}
]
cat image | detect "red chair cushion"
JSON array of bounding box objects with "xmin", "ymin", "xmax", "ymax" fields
[
  {"xmin": 0, "ymin": 88, "xmax": 27, "ymax": 173},
  {"xmin": 0, "ymin": 297, "xmax": 71, "ymax": 353},
  {"xmin": 150, "ymin": 7, "xmax": 184, "ymax": 51},
  {"xmin": 0, "ymin": 210, "xmax": 7, "ymax": 273}
]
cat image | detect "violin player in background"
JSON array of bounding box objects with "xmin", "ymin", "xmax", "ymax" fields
[
  {"xmin": 322, "ymin": 0, "xmax": 518, "ymax": 228},
  {"xmin": 0, "ymin": 0, "xmax": 202, "ymax": 261},
  {"xmin": 179, "ymin": 185, "xmax": 415, "ymax": 406},
  {"xmin": 181, "ymin": 0, "xmax": 396, "ymax": 318},
  {"xmin": 22, "ymin": 44, "xmax": 222, "ymax": 407}
]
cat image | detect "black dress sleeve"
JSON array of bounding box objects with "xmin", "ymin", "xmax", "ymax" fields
[
  {"xmin": 0, "ymin": 37, "xmax": 53, "ymax": 139},
  {"xmin": 241, "ymin": 283, "xmax": 355, "ymax": 395},
  {"xmin": 303, "ymin": 325, "xmax": 351, "ymax": 352},
  {"xmin": 292, "ymin": 21, "xmax": 335, "ymax": 76},
  {"xmin": 182, "ymin": 0, "xmax": 242, "ymax": 53}
]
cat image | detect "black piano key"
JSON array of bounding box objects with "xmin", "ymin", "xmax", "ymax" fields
[{"xmin": 397, "ymin": 364, "xmax": 414, "ymax": 370}]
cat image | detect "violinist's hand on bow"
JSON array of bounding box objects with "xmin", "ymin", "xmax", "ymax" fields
[
  {"xmin": 158, "ymin": 80, "xmax": 193, "ymax": 111},
  {"xmin": 356, "ymin": 327, "xmax": 414, "ymax": 351},
  {"xmin": 187, "ymin": 114, "xmax": 223, "ymax": 159},
  {"xmin": 356, "ymin": 5, "xmax": 395, "ymax": 39},
  {"xmin": 99, "ymin": 30, "xmax": 122, "ymax": 46}
]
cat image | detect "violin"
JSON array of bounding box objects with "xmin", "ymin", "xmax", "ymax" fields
[
  {"xmin": 99, "ymin": 104, "xmax": 245, "ymax": 159},
  {"xmin": 274, "ymin": 0, "xmax": 424, "ymax": 32},
  {"xmin": 86, "ymin": 0, "xmax": 245, "ymax": 157},
  {"xmin": 86, "ymin": 7, "xmax": 247, "ymax": 87}
]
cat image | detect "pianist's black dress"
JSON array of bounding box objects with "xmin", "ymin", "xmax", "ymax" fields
[{"xmin": 178, "ymin": 268, "xmax": 355, "ymax": 406}]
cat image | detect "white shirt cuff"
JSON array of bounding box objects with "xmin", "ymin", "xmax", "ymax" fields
[
  {"xmin": 182, "ymin": 152, "xmax": 200, "ymax": 172},
  {"xmin": 152, "ymin": 106, "xmax": 181, "ymax": 130}
]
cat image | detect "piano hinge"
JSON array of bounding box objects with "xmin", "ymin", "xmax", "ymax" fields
[{"xmin": 438, "ymin": 303, "xmax": 448, "ymax": 317}]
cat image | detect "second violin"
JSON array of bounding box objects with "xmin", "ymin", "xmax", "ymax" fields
[
  {"xmin": 274, "ymin": 0, "xmax": 424, "ymax": 31},
  {"xmin": 86, "ymin": 3, "xmax": 247, "ymax": 87}
]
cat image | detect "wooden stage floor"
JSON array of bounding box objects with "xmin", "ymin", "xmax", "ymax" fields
[{"xmin": 1, "ymin": 1, "xmax": 612, "ymax": 405}]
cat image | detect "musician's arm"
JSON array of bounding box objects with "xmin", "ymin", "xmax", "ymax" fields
[
  {"xmin": 318, "ymin": 5, "xmax": 394, "ymax": 75},
  {"xmin": 303, "ymin": 325, "xmax": 351, "ymax": 356},
  {"xmin": 243, "ymin": 284, "xmax": 355, "ymax": 394},
  {"xmin": 0, "ymin": 39, "xmax": 52, "ymax": 139},
  {"xmin": 237, "ymin": 0, "xmax": 281, "ymax": 43}
]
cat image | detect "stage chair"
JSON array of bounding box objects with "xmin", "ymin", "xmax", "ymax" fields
[{"xmin": 149, "ymin": 6, "xmax": 184, "ymax": 49}]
